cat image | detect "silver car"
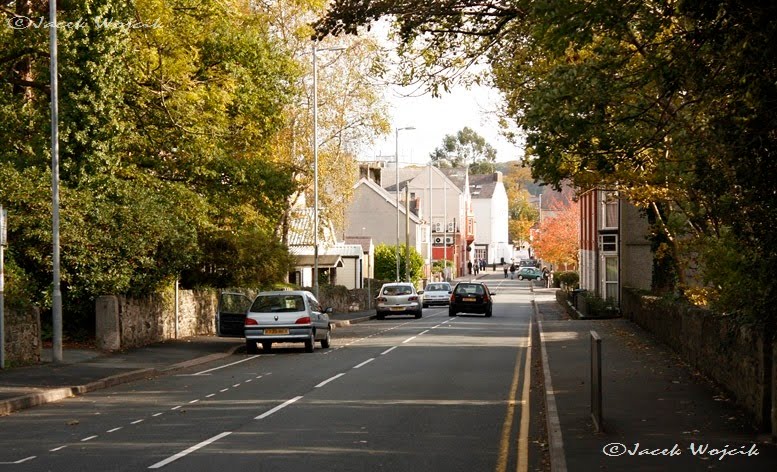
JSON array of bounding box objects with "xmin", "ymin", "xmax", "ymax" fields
[
  {"xmin": 244, "ymin": 291, "xmax": 332, "ymax": 354},
  {"xmin": 422, "ymin": 282, "xmax": 452, "ymax": 307},
  {"xmin": 375, "ymin": 283, "xmax": 424, "ymax": 320}
]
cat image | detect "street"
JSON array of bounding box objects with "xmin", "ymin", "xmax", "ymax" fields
[{"xmin": 0, "ymin": 275, "xmax": 541, "ymax": 471}]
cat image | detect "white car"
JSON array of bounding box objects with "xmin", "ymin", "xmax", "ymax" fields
[
  {"xmin": 422, "ymin": 282, "xmax": 452, "ymax": 307},
  {"xmin": 375, "ymin": 283, "xmax": 424, "ymax": 320},
  {"xmin": 243, "ymin": 291, "xmax": 332, "ymax": 354}
]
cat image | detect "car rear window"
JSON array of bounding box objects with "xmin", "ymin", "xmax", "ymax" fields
[
  {"xmin": 250, "ymin": 295, "xmax": 305, "ymax": 313},
  {"xmin": 455, "ymin": 284, "xmax": 484, "ymax": 295},
  {"xmin": 383, "ymin": 286, "xmax": 413, "ymax": 296},
  {"xmin": 426, "ymin": 284, "xmax": 449, "ymax": 291}
]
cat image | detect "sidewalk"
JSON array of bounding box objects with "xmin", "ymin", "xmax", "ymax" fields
[
  {"xmin": 533, "ymin": 289, "xmax": 777, "ymax": 471},
  {"xmin": 0, "ymin": 310, "xmax": 374, "ymax": 416}
]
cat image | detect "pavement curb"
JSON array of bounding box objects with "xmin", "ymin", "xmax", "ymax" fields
[
  {"xmin": 330, "ymin": 314, "xmax": 375, "ymax": 328},
  {"xmin": 0, "ymin": 345, "xmax": 241, "ymax": 417},
  {"xmin": 533, "ymin": 300, "xmax": 568, "ymax": 472}
]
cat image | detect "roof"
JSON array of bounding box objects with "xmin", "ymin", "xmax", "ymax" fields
[
  {"xmin": 381, "ymin": 167, "xmax": 425, "ymax": 192},
  {"xmin": 468, "ymin": 173, "xmax": 501, "ymax": 199},
  {"xmin": 287, "ymin": 208, "xmax": 337, "ymax": 247},
  {"xmin": 440, "ymin": 167, "xmax": 468, "ymax": 191},
  {"xmin": 294, "ymin": 255, "xmax": 344, "ymax": 268},
  {"xmin": 344, "ymin": 236, "xmax": 373, "ymax": 253},
  {"xmin": 352, "ymin": 178, "xmax": 423, "ymax": 224}
]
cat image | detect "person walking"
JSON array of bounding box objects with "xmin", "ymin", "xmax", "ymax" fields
[
  {"xmin": 467, "ymin": 260, "xmax": 473, "ymax": 275},
  {"xmin": 509, "ymin": 263, "xmax": 516, "ymax": 280},
  {"xmin": 503, "ymin": 265, "xmax": 508, "ymax": 278}
]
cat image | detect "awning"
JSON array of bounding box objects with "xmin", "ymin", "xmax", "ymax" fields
[{"xmin": 295, "ymin": 255, "xmax": 344, "ymax": 268}]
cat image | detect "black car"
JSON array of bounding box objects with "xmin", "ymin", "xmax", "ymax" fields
[{"xmin": 449, "ymin": 282, "xmax": 494, "ymax": 317}]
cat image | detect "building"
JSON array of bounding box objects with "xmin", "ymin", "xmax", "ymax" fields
[
  {"xmin": 469, "ymin": 172, "xmax": 511, "ymax": 265},
  {"xmin": 578, "ymin": 188, "xmax": 652, "ymax": 306}
]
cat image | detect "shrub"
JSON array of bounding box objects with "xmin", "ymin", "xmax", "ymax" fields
[{"xmin": 554, "ymin": 271, "xmax": 579, "ymax": 290}]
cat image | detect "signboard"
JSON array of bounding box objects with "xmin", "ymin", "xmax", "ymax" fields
[{"xmin": 0, "ymin": 206, "xmax": 6, "ymax": 246}]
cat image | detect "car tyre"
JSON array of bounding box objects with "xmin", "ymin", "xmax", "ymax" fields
[
  {"xmin": 376, "ymin": 311, "xmax": 385, "ymax": 320},
  {"xmin": 449, "ymin": 309, "xmax": 456, "ymax": 317},
  {"xmin": 246, "ymin": 340, "xmax": 258, "ymax": 354},
  {"xmin": 321, "ymin": 329, "xmax": 331, "ymax": 348},
  {"xmin": 422, "ymin": 303, "xmax": 428, "ymax": 308},
  {"xmin": 518, "ymin": 275, "xmax": 524, "ymax": 280},
  {"xmin": 262, "ymin": 341, "xmax": 272, "ymax": 352},
  {"xmin": 415, "ymin": 310, "xmax": 422, "ymax": 319},
  {"xmin": 485, "ymin": 308, "xmax": 493, "ymax": 318},
  {"xmin": 305, "ymin": 333, "xmax": 315, "ymax": 353}
]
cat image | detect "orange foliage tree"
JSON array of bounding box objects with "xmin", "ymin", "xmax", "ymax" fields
[{"xmin": 532, "ymin": 199, "xmax": 580, "ymax": 271}]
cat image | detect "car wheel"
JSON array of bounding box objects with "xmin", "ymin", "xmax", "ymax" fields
[
  {"xmin": 376, "ymin": 311, "xmax": 385, "ymax": 320},
  {"xmin": 246, "ymin": 340, "xmax": 258, "ymax": 354},
  {"xmin": 305, "ymin": 333, "xmax": 315, "ymax": 353},
  {"xmin": 449, "ymin": 309, "xmax": 456, "ymax": 317},
  {"xmin": 485, "ymin": 308, "xmax": 493, "ymax": 318},
  {"xmin": 518, "ymin": 275, "xmax": 524, "ymax": 280},
  {"xmin": 422, "ymin": 303, "xmax": 428, "ymax": 308},
  {"xmin": 262, "ymin": 341, "xmax": 272, "ymax": 352},
  {"xmin": 321, "ymin": 329, "xmax": 331, "ymax": 348},
  {"xmin": 415, "ymin": 310, "xmax": 422, "ymax": 319}
]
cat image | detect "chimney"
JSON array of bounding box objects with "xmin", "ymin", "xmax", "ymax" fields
[{"xmin": 493, "ymin": 171, "xmax": 503, "ymax": 182}]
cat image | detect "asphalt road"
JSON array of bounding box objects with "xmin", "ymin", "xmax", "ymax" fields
[{"xmin": 0, "ymin": 275, "xmax": 542, "ymax": 471}]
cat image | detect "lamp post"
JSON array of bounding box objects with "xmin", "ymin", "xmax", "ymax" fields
[
  {"xmin": 49, "ymin": 1, "xmax": 63, "ymax": 363},
  {"xmin": 312, "ymin": 43, "xmax": 344, "ymax": 298},
  {"xmin": 395, "ymin": 126, "xmax": 415, "ymax": 281}
]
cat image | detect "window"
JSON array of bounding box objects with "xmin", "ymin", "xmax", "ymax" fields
[
  {"xmin": 601, "ymin": 191, "xmax": 619, "ymax": 229},
  {"xmin": 600, "ymin": 234, "xmax": 618, "ymax": 253},
  {"xmin": 604, "ymin": 256, "xmax": 618, "ymax": 302}
]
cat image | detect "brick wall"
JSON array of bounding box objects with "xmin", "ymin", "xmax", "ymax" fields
[{"xmin": 621, "ymin": 287, "xmax": 775, "ymax": 436}]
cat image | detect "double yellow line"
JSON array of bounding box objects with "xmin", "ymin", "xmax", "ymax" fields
[{"xmin": 496, "ymin": 316, "xmax": 533, "ymax": 472}]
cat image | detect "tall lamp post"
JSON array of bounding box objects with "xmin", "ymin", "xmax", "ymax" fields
[
  {"xmin": 50, "ymin": 1, "xmax": 63, "ymax": 363},
  {"xmin": 312, "ymin": 43, "xmax": 344, "ymax": 299},
  {"xmin": 395, "ymin": 126, "xmax": 415, "ymax": 281}
]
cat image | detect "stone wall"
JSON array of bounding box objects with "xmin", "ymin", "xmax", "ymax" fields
[
  {"xmin": 621, "ymin": 287, "xmax": 775, "ymax": 435},
  {"xmin": 3, "ymin": 306, "xmax": 41, "ymax": 365},
  {"xmin": 96, "ymin": 288, "xmax": 218, "ymax": 351}
]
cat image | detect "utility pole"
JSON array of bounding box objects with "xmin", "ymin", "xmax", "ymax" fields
[
  {"xmin": 50, "ymin": 1, "xmax": 63, "ymax": 363},
  {"xmin": 405, "ymin": 186, "xmax": 410, "ymax": 282}
]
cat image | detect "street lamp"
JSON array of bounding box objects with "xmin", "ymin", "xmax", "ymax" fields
[
  {"xmin": 49, "ymin": 1, "xmax": 63, "ymax": 363},
  {"xmin": 312, "ymin": 42, "xmax": 345, "ymax": 299},
  {"xmin": 395, "ymin": 126, "xmax": 415, "ymax": 281}
]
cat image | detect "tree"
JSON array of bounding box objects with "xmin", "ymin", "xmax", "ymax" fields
[
  {"xmin": 429, "ymin": 127, "xmax": 497, "ymax": 172},
  {"xmin": 531, "ymin": 199, "xmax": 580, "ymax": 271},
  {"xmin": 503, "ymin": 163, "xmax": 538, "ymax": 245},
  {"xmin": 315, "ymin": 1, "xmax": 777, "ymax": 322},
  {"xmin": 373, "ymin": 243, "xmax": 425, "ymax": 283}
]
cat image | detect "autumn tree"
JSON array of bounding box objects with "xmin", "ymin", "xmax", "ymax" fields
[
  {"xmin": 503, "ymin": 164, "xmax": 538, "ymax": 246},
  {"xmin": 531, "ymin": 199, "xmax": 580, "ymax": 271}
]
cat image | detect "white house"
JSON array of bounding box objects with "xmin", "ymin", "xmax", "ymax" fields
[{"xmin": 469, "ymin": 172, "xmax": 511, "ymax": 265}]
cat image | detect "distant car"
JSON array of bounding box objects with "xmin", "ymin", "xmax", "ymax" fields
[
  {"xmin": 518, "ymin": 259, "xmax": 540, "ymax": 268},
  {"xmin": 517, "ymin": 267, "xmax": 543, "ymax": 280},
  {"xmin": 244, "ymin": 291, "xmax": 332, "ymax": 354},
  {"xmin": 376, "ymin": 283, "xmax": 424, "ymax": 319},
  {"xmin": 449, "ymin": 282, "xmax": 494, "ymax": 317},
  {"xmin": 422, "ymin": 282, "xmax": 452, "ymax": 307}
]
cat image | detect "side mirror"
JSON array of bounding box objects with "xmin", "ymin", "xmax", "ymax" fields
[
  {"xmin": 418, "ymin": 290, "xmax": 424, "ymax": 295},
  {"xmin": 325, "ymin": 307, "xmax": 334, "ymax": 314},
  {"xmin": 448, "ymin": 290, "xmax": 452, "ymax": 294}
]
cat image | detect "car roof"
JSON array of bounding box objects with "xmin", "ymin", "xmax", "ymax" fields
[
  {"xmin": 380, "ymin": 282, "xmax": 414, "ymax": 287},
  {"xmin": 255, "ymin": 290, "xmax": 313, "ymax": 296}
]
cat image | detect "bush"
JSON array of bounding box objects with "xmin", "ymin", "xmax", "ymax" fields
[
  {"xmin": 554, "ymin": 271, "xmax": 579, "ymax": 289},
  {"xmin": 582, "ymin": 292, "xmax": 619, "ymax": 318}
]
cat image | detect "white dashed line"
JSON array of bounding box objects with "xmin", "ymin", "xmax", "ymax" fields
[
  {"xmin": 255, "ymin": 396, "xmax": 303, "ymax": 420},
  {"xmin": 0, "ymin": 456, "xmax": 36, "ymax": 464},
  {"xmin": 152, "ymin": 413, "xmax": 163, "ymax": 417},
  {"xmin": 402, "ymin": 336, "xmax": 418, "ymax": 344},
  {"xmin": 353, "ymin": 358, "xmax": 374, "ymax": 369},
  {"xmin": 148, "ymin": 432, "xmax": 232, "ymax": 469},
  {"xmin": 381, "ymin": 346, "xmax": 398, "ymax": 355},
  {"xmin": 171, "ymin": 406, "xmax": 182, "ymax": 410},
  {"xmin": 50, "ymin": 446, "xmax": 67, "ymax": 452},
  {"xmin": 232, "ymin": 383, "xmax": 241, "ymax": 388},
  {"xmin": 419, "ymin": 330, "xmax": 430, "ymax": 336},
  {"xmin": 189, "ymin": 399, "xmax": 200, "ymax": 404},
  {"xmin": 315, "ymin": 373, "xmax": 346, "ymax": 388},
  {"xmin": 245, "ymin": 379, "xmax": 252, "ymax": 383},
  {"xmin": 192, "ymin": 356, "xmax": 259, "ymax": 375},
  {"xmin": 81, "ymin": 435, "xmax": 98, "ymax": 442},
  {"xmin": 107, "ymin": 427, "xmax": 122, "ymax": 433},
  {"xmin": 131, "ymin": 419, "xmax": 144, "ymax": 425},
  {"xmin": 206, "ymin": 394, "xmax": 216, "ymax": 398},
  {"xmin": 220, "ymin": 388, "xmax": 229, "ymax": 393}
]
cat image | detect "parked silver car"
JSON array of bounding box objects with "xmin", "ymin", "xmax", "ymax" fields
[
  {"xmin": 243, "ymin": 291, "xmax": 332, "ymax": 354},
  {"xmin": 422, "ymin": 282, "xmax": 452, "ymax": 307},
  {"xmin": 375, "ymin": 283, "xmax": 424, "ymax": 319}
]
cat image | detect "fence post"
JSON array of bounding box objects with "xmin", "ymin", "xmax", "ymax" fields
[{"xmin": 590, "ymin": 330, "xmax": 603, "ymax": 432}]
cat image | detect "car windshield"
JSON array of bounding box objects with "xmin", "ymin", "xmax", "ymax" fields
[
  {"xmin": 425, "ymin": 284, "xmax": 449, "ymax": 292},
  {"xmin": 455, "ymin": 284, "xmax": 484, "ymax": 295},
  {"xmin": 383, "ymin": 286, "xmax": 413, "ymax": 296},
  {"xmin": 250, "ymin": 295, "xmax": 305, "ymax": 313}
]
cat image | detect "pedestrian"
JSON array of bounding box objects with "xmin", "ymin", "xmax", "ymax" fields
[
  {"xmin": 467, "ymin": 260, "xmax": 473, "ymax": 275},
  {"xmin": 492, "ymin": 262, "xmax": 497, "ymax": 271},
  {"xmin": 509, "ymin": 263, "xmax": 516, "ymax": 280},
  {"xmin": 480, "ymin": 259, "xmax": 486, "ymax": 271},
  {"xmin": 503, "ymin": 265, "xmax": 508, "ymax": 278}
]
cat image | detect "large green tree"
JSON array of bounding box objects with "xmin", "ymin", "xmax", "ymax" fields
[
  {"xmin": 429, "ymin": 126, "xmax": 497, "ymax": 173},
  {"xmin": 315, "ymin": 1, "xmax": 777, "ymax": 322}
]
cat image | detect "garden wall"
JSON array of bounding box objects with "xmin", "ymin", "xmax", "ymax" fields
[
  {"xmin": 621, "ymin": 287, "xmax": 776, "ymax": 437},
  {"xmin": 3, "ymin": 306, "xmax": 41, "ymax": 366}
]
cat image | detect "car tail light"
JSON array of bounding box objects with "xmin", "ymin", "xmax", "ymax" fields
[
  {"xmin": 483, "ymin": 293, "xmax": 490, "ymax": 303},
  {"xmin": 377, "ymin": 297, "xmax": 387, "ymax": 303},
  {"xmin": 295, "ymin": 316, "xmax": 311, "ymax": 324},
  {"xmin": 450, "ymin": 293, "xmax": 456, "ymax": 303},
  {"xmin": 408, "ymin": 296, "xmax": 419, "ymax": 302},
  {"xmin": 245, "ymin": 318, "xmax": 258, "ymax": 326}
]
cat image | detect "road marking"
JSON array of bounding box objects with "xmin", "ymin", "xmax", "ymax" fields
[
  {"xmin": 0, "ymin": 456, "xmax": 36, "ymax": 464},
  {"xmin": 206, "ymin": 394, "xmax": 215, "ymax": 398},
  {"xmin": 232, "ymin": 383, "xmax": 241, "ymax": 388},
  {"xmin": 148, "ymin": 431, "xmax": 232, "ymax": 469},
  {"xmin": 244, "ymin": 379, "xmax": 252, "ymax": 383},
  {"xmin": 171, "ymin": 406, "xmax": 181, "ymax": 410},
  {"xmin": 81, "ymin": 435, "xmax": 98, "ymax": 442},
  {"xmin": 131, "ymin": 419, "xmax": 145, "ymax": 425},
  {"xmin": 220, "ymin": 388, "xmax": 229, "ymax": 393},
  {"xmin": 107, "ymin": 427, "xmax": 122, "ymax": 433},
  {"xmin": 517, "ymin": 317, "xmax": 533, "ymax": 472},
  {"xmin": 192, "ymin": 356, "xmax": 259, "ymax": 376},
  {"xmin": 353, "ymin": 358, "xmax": 374, "ymax": 369},
  {"xmin": 315, "ymin": 373, "xmax": 346, "ymax": 388},
  {"xmin": 495, "ymin": 322, "xmax": 528, "ymax": 472},
  {"xmin": 402, "ymin": 336, "xmax": 417, "ymax": 344},
  {"xmin": 188, "ymin": 399, "xmax": 199, "ymax": 404},
  {"xmin": 419, "ymin": 329, "xmax": 430, "ymax": 335},
  {"xmin": 255, "ymin": 396, "xmax": 303, "ymax": 420},
  {"xmin": 152, "ymin": 413, "xmax": 163, "ymax": 417},
  {"xmin": 50, "ymin": 446, "xmax": 67, "ymax": 452},
  {"xmin": 381, "ymin": 346, "xmax": 398, "ymax": 356}
]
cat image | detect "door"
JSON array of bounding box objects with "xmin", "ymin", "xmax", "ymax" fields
[{"xmin": 217, "ymin": 292, "xmax": 253, "ymax": 337}]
